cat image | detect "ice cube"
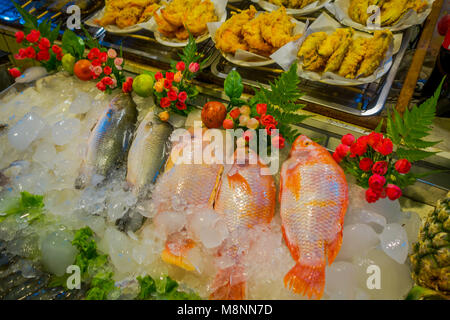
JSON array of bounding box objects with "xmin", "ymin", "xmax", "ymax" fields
[
  {"xmin": 33, "ymin": 142, "xmax": 57, "ymax": 169},
  {"xmin": 154, "ymin": 211, "xmax": 187, "ymax": 237},
  {"xmin": 398, "ymin": 211, "xmax": 422, "ymax": 248},
  {"xmin": 379, "ymin": 223, "xmax": 409, "ymax": 264},
  {"xmin": 69, "ymin": 91, "xmax": 93, "ymax": 114},
  {"xmin": 325, "ymin": 261, "xmax": 358, "ymax": 300},
  {"xmin": 337, "ymin": 224, "xmax": 379, "ymax": 261},
  {"xmin": 51, "ymin": 118, "xmax": 81, "ymax": 146},
  {"xmin": 344, "ymin": 209, "xmax": 387, "ymax": 233},
  {"xmin": 8, "ymin": 112, "xmax": 47, "ymax": 151},
  {"xmin": 188, "ymin": 210, "xmax": 229, "ymax": 249},
  {"xmin": 40, "ymin": 231, "xmax": 77, "ymax": 276}
]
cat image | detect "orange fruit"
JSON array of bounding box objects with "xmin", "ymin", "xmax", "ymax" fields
[{"xmin": 73, "ymin": 59, "xmax": 93, "ymax": 81}]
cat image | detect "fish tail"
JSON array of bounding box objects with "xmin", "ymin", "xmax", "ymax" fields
[
  {"xmin": 161, "ymin": 238, "xmax": 196, "ymax": 272},
  {"xmin": 209, "ymin": 267, "xmax": 246, "ymax": 300},
  {"xmin": 284, "ymin": 262, "xmax": 325, "ymax": 300}
]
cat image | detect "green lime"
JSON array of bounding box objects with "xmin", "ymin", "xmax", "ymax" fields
[
  {"xmin": 62, "ymin": 53, "xmax": 76, "ymax": 75},
  {"xmin": 132, "ymin": 74, "xmax": 154, "ymax": 97}
]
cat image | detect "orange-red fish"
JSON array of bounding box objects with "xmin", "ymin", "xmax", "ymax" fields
[
  {"xmin": 279, "ymin": 135, "xmax": 348, "ymax": 299},
  {"xmin": 152, "ymin": 128, "xmax": 223, "ymax": 271},
  {"xmin": 211, "ymin": 149, "xmax": 276, "ymax": 300}
]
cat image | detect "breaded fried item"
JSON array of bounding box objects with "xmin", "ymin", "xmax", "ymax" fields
[
  {"xmin": 242, "ymin": 13, "xmax": 274, "ymax": 55},
  {"xmin": 338, "ymin": 37, "xmax": 369, "ymax": 78},
  {"xmin": 116, "ymin": 5, "xmax": 143, "ymax": 29},
  {"xmin": 318, "ymin": 28, "xmax": 352, "ymax": 59},
  {"xmin": 260, "ymin": 7, "xmax": 300, "ymax": 49},
  {"xmin": 215, "ymin": 7, "xmax": 257, "ymax": 53},
  {"xmin": 268, "ymin": 0, "xmax": 315, "ymax": 9},
  {"xmin": 139, "ymin": 3, "xmax": 160, "ymax": 23},
  {"xmin": 298, "ymin": 32, "xmax": 328, "ymax": 71},
  {"xmin": 380, "ymin": 0, "xmax": 409, "ymax": 26},
  {"xmin": 154, "ymin": 9, "xmax": 178, "ymax": 37},
  {"xmin": 357, "ymin": 30, "xmax": 393, "ymax": 78},
  {"xmin": 324, "ymin": 29, "xmax": 353, "ymax": 73},
  {"xmin": 95, "ymin": 0, "xmax": 159, "ymax": 28},
  {"xmin": 184, "ymin": 0, "xmax": 218, "ymax": 36}
]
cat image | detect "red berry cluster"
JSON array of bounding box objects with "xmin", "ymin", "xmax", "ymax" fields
[
  {"xmin": 333, "ymin": 132, "xmax": 412, "ymax": 203},
  {"xmin": 14, "ymin": 30, "xmax": 62, "ymax": 62}
]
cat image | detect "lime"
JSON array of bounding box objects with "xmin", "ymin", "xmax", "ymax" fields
[
  {"xmin": 132, "ymin": 74, "xmax": 154, "ymax": 97},
  {"xmin": 62, "ymin": 53, "xmax": 76, "ymax": 75}
]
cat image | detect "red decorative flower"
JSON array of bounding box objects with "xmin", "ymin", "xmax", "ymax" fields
[
  {"xmin": 374, "ymin": 138, "xmax": 393, "ymax": 156},
  {"xmin": 15, "ymin": 31, "xmax": 24, "ymax": 43},
  {"xmin": 8, "ymin": 67, "xmax": 21, "ymax": 78},
  {"xmin": 88, "ymin": 48, "xmax": 101, "ymax": 60},
  {"xmin": 271, "ymin": 135, "xmax": 285, "ymax": 149},
  {"xmin": 163, "ymin": 79, "xmax": 172, "ymax": 90},
  {"xmin": 101, "ymin": 76, "xmax": 114, "ymax": 86},
  {"xmin": 332, "ymin": 152, "xmax": 342, "ymax": 163},
  {"xmin": 122, "ymin": 77, "xmax": 133, "ymax": 93},
  {"xmin": 394, "ymin": 159, "xmax": 411, "ymax": 174},
  {"xmin": 341, "ymin": 133, "xmax": 355, "ymax": 146},
  {"xmin": 178, "ymin": 91, "xmax": 187, "ymax": 103},
  {"xmin": 230, "ymin": 108, "xmax": 240, "ymax": 119},
  {"xmin": 166, "ymin": 72, "xmax": 174, "ymax": 82},
  {"xmin": 96, "ymin": 81, "xmax": 106, "ymax": 91},
  {"xmin": 365, "ymin": 188, "xmax": 380, "ymax": 203},
  {"xmin": 38, "ymin": 37, "xmax": 51, "ymax": 51},
  {"xmin": 368, "ymin": 174, "xmax": 386, "ymax": 191},
  {"xmin": 103, "ymin": 66, "xmax": 112, "ymax": 76},
  {"xmin": 335, "ymin": 144, "xmax": 350, "ymax": 158},
  {"xmin": 155, "ymin": 72, "xmax": 163, "ymax": 81},
  {"xmin": 167, "ymin": 90, "xmax": 178, "ymax": 101},
  {"xmin": 359, "ymin": 157, "xmax": 373, "ymax": 171},
  {"xmin": 99, "ymin": 52, "xmax": 108, "ymax": 63},
  {"xmin": 386, "ymin": 184, "xmax": 402, "ymax": 200},
  {"xmin": 223, "ymin": 119, "xmax": 234, "ymax": 129},
  {"xmin": 25, "ymin": 46, "xmax": 36, "ymax": 59},
  {"xmin": 176, "ymin": 61, "xmax": 185, "ymax": 71},
  {"xmin": 36, "ymin": 49, "xmax": 50, "ymax": 61},
  {"xmin": 188, "ymin": 62, "xmax": 199, "ymax": 73},
  {"xmin": 260, "ymin": 114, "xmax": 275, "ymax": 126},
  {"xmin": 91, "ymin": 59, "xmax": 102, "ymax": 67},
  {"xmin": 256, "ymin": 103, "xmax": 267, "ymax": 115},
  {"xmin": 265, "ymin": 123, "xmax": 277, "ymax": 136},
  {"xmin": 367, "ymin": 132, "xmax": 383, "ymax": 147},
  {"xmin": 25, "ymin": 29, "xmax": 40, "ymax": 43},
  {"xmin": 160, "ymin": 97, "xmax": 171, "ymax": 108},
  {"xmin": 14, "ymin": 48, "xmax": 26, "ymax": 60},
  {"xmin": 176, "ymin": 101, "xmax": 186, "ymax": 110},
  {"xmin": 372, "ymin": 161, "xmax": 388, "ymax": 175},
  {"xmin": 51, "ymin": 44, "xmax": 62, "ymax": 54},
  {"xmin": 350, "ymin": 136, "xmax": 368, "ymax": 156}
]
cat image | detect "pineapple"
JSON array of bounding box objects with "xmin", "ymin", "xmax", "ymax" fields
[{"xmin": 409, "ymin": 192, "xmax": 450, "ymax": 297}]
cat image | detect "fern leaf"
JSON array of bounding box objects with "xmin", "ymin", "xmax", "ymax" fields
[{"xmin": 396, "ymin": 148, "xmax": 437, "ymax": 161}]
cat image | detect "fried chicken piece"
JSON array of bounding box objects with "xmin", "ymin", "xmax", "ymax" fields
[
  {"xmin": 215, "ymin": 7, "xmax": 257, "ymax": 54},
  {"xmin": 160, "ymin": 0, "xmax": 197, "ymax": 28},
  {"xmin": 242, "ymin": 13, "xmax": 274, "ymax": 56},
  {"xmin": 318, "ymin": 28, "xmax": 352, "ymax": 59},
  {"xmin": 324, "ymin": 29, "xmax": 354, "ymax": 73},
  {"xmin": 338, "ymin": 38, "xmax": 369, "ymax": 78},
  {"xmin": 357, "ymin": 30, "xmax": 393, "ymax": 77},
  {"xmin": 298, "ymin": 32, "xmax": 328, "ymax": 72},
  {"xmin": 138, "ymin": 3, "xmax": 160, "ymax": 23},
  {"xmin": 183, "ymin": 0, "xmax": 218, "ymax": 36},
  {"xmin": 260, "ymin": 7, "xmax": 300, "ymax": 49},
  {"xmin": 115, "ymin": 5, "xmax": 143, "ymax": 28}
]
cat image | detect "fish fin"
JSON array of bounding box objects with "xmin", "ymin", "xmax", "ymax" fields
[
  {"xmin": 227, "ymin": 171, "xmax": 252, "ymax": 195},
  {"xmin": 284, "ymin": 262, "xmax": 326, "ymax": 300},
  {"xmin": 326, "ymin": 231, "xmax": 343, "ymax": 265},
  {"xmin": 161, "ymin": 238, "xmax": 196, "ymax": 272},
  {"xmin": 209, "ymin": 267, "xmax": 246, "ymax": 300}
]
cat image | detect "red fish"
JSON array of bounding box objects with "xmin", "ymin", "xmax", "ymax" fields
[{"xmin": 279, "ymin": 135, "xmax": 348, "ymax": 299}]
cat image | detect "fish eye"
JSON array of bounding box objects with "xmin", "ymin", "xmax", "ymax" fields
[{"xmin": 304, "ymin": 141, "xmax": 310, "ymax": 146}]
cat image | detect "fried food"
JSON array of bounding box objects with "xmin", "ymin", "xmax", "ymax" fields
[
  {"xmin": 96, "ymin": 0, "xmax": 160, "ymax": 28},
  {"xmin": 324, "ymin": 29, "xmax": 353, "ymax": 73},
  {"xmin": 338, "ymin": 37, "xmax": 369, "ymax": 78},
  {"xmin": 298, "ymin": 32, "xmax": 328, "ymax": 71},
  {"xmin": 215, "ymin": 6, "xmax": 301, "ymax": 57},
  {"xmin": 356, "ymin": 30, "xmax": 393, "ymax": 78},
  {"xmin": 298, "ymin": 28, "xmax": 393, "ymax": 79},
  {"xmin": 215, "ymin": 7, "xmax": 257, "ymax": 54},
  {"xmin": 154, "ymin": 0, "xmax": 218, "ymax": 40},
  {"xmin": 348, "ymin": 0, "xmax": 428, "ymax": 26},
  {"xmin": 268, "ymin": 0, "xmax": 317, "ymax": 9}
]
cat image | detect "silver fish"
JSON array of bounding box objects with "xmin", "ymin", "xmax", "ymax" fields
[
  {"xmin": 126, "ymin": 111, "xmax": 173, "ymax": 194},
  {"xmin": 75, "ymin": 93, "xmax": 137, "ymax": 189}
]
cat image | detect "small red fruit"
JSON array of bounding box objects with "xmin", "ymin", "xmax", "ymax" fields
[{"xmin": 73, "ymin": 59, "xmax": 93, "ymax": 81}]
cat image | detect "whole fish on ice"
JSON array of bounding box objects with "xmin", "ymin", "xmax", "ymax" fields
[
  {"xmin": 126, "ymin": 111, "xmax": 173, "ymax": 195},
  {"xmin": 211, "ymin": 148, "xmax": 276, "ymax": 300},
  {"xmin": 151, "ymin": 128, "xmax": 224, "ymax": 271},
  {"xmin": 279, "ymin": 135, "xmax": 348, "ymax": 299},
  {"xmin": 75, "ymin": 93, "xmax": 137, "ymax": 189}
]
